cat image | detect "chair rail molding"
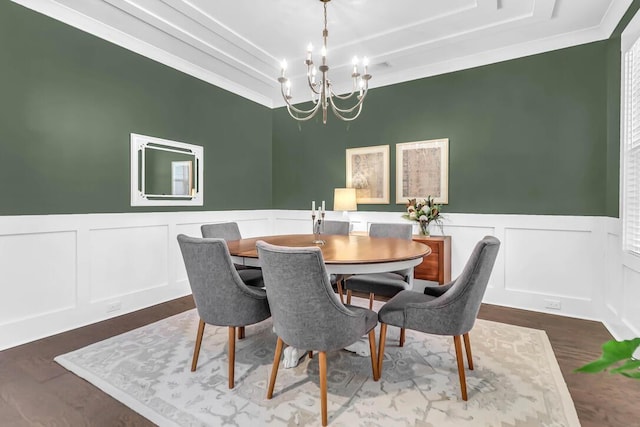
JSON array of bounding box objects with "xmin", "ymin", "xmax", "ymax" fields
[{"xmin": 0, "ymin": 209, "xmax": 637, "ymax": 350}]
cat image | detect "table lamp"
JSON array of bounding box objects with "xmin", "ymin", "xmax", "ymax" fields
[{"xmin": 334, "ymin": 188, "xmax": 357, "ymax": 214}]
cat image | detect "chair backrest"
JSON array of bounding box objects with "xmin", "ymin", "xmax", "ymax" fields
[
  {"xmin": 369, "ymin": 223, "xmax": 413, "ymax": 240},
  {"xmin": 201, "ymin": 222, "xmax": 242, "ymax": 241},
  {"xmin": 177, "ymin": 234, "xmax": 268, "ymax": 326},
  {"xmin": 435, "ymin": 235, "xmax": 500, "ymax": 334},
  {"xmin": 257, "ymin": 240, "xmax": 368, "ymax": 351},
  {"xmin": 322, "ymin": 220, "xmax": 350, "ymax": 235}
]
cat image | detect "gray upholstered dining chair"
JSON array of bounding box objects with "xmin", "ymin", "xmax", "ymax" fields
[
  {"xmin": 201, "ymin": 222, "xmax": 263, "ymax": 339},
  {"xmin": 200, "ymin": 222, "xmax": 263, "ymax": 288},
  {"xmin": 321, "ymin": 220, "xmax": 350, "ymax": 235},
  {"xmin": 177, "ymin": 234, "xmax": 271, "ymax": 389},
  {"xmin": 377, "ymin": 235, "xmax": 500, "ymax": 401},
  {"xmin": 256, "ymin": 240, "xmax": 378, "ymax": 427},
  {"xmin": 321, "ymin": 220, "xmax": 350, "ymax": 302},
  {"xmin": 344, "ymin": 223, "xmax": 413, "ymax": 309}
]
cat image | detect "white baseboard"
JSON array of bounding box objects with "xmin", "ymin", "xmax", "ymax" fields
[{"xmin": 1, "ymin": 210, "xmax": 637, "ymax": 350}]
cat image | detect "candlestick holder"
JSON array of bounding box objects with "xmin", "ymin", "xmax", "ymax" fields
[{"xmin": 312, "ymin": 212, "xmax": 325, "ymax": 245}]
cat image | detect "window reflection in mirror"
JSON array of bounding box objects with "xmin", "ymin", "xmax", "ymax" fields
[
  {"xmin": 171, "ymin": 161, "xmax": 193, "ymax": 196},
  {"xmin": 130, "ymin": 134, "xmax": 203, "ymax": 206}
]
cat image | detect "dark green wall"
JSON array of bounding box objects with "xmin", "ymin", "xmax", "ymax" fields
[
  {"xmin": 0, "ymin": 1, "xmax": 272, "ymax": 215},
  {"xmin": 273, "ymin": 42, "xmax": 610, "ymax": 215},
  {"xmin": 3, "ymin": 1, "xmax": 638, "ymax": 217},
  {"xmin": 606, "ymin": 38, "xmax": 622, "ymax": 218}
]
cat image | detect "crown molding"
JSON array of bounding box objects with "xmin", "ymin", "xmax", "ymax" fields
[
  {"xmin": 12, "ymin": 0, "xmax": 633, "ymax": 110},
  {"xmin": 11, "ymin": 0, "xmax": 275, "ymax": 108}
]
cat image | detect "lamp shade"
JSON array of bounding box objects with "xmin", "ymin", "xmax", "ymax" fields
[{"xmin": 333, "ymin": 188, "xmax": 357, "ymax": 211}]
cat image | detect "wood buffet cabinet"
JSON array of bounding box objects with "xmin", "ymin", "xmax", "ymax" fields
[{"xmin": 411, "ymin": 235, "xmax": 451, "ymax": 284}]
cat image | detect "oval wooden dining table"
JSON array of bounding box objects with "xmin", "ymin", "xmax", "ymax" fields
[
  {"xmin": 227, "ymin": 233, "xmax": 431, "ymax": 368},
  {"xmin": 227, "ymin": 233, "xmax": 431, "ymax": 277}
]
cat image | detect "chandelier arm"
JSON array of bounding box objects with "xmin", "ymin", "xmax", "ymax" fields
[
  {"xmin": 306, "ymin": 76, "xmax": 322, "ymax": 95},
  {"xmin": 286, "ymin": 98, "xmax": 323, "ymax": 116},
  {"xmin": 329, "ymin": 89, "xmax": 357, "ymax": 100},
  {"xmin": 328, "ymin": 82, "xmax": 358, "ymax": 100},
  {"xmin": 305, "ymin": 60, "xmax": 325, "ymax": 95},
  {"xmin": 328, "ymin": 87, "xmax": 368, "ymax": 114},
  {"xmin": 280, "ymin": 85, "xmax": 323, "ymax": 115},
  {"xmin": 286, "ymin": 104, "xmax": 322, "ymax": 122},
  {"xmin": 330, "ymin": 101, "xmax": 364, "ymax": 122}
]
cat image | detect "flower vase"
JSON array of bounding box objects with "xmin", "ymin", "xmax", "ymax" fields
[{"xmin": 419, "ymin": 222, "xmax": 430, "ymax": 236}]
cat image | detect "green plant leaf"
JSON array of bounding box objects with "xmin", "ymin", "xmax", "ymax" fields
[
  {"xmin": 621, "ymin": 370, "xmax": 640, "ymax": 379},
  {"xmin": 574, "ymin": 338, "xmax": 640, "ymax": 375},
  {"xmin": 610, "ymin": 358, "xmax": 640, "ymax": 374}
]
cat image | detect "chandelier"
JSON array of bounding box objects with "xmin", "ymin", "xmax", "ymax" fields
[{"xmin": 278, "ymin": 0, "xmax": 372, "ymax": 124}]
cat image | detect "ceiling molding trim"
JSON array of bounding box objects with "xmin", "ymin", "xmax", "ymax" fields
[
  {"xmin": 330, "ymin": 1, "xmax": 480, "ymax": 52},
  {"xmin": 285, "ymin": 10, "xmax": 541, "ymax": 81},
  {"xmin": 11, "ymin": 0, "xmax": 274, "ymax": 107},
  {"xmin": 273, "ymin": 24, "xmax": 615, "ymax": 108},
  {"xmin": 11, "ymin": 0, "xmax": 632, "ymax": 111},
  {"xmin": 599, "ymin": 0, "xmax": 634, "ymax": 38},
  {"xmin": 176, "ymin": 0, "xmax": 278, "ymax": 66},
  {"xmin": 105, "ymin": 0, "xmax": 276, "ymax": 86},
  {"xmin": 286, "ymin": 0, "xmax": 551, "ymax": 81}
]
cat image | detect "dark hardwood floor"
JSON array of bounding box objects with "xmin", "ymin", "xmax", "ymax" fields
[{"xmin": 1, "ymin": 296, "xmax": 638, "ymax": 426}]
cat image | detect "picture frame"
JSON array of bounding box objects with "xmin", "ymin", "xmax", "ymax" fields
[
  {"xmin": 396, "ymin": 138, "xmax": 449, "ymax": 204},
  {"xmin": 346, "ymin": 145, "xmax": 390, "ymax": 204}
]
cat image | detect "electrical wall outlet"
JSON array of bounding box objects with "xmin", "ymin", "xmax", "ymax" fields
[
  {"xmin": 544, "ymin": 299, "xmax": 561, "ymax": 310},
  {"xmin": 106, "ymin": 301, "xmax": 122, "ymax": 313}
]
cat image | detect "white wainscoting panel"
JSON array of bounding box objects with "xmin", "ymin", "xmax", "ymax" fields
[
  {"xmin": 269, "ymin": 211, "xmax": 604, "ymax": 320},
  {"xmin": 0, "ymin": 210, "xmax": 637, "ymax": 349},
  {"xmin": 622, "ymin": 266, "xmax": 640, "ymax": 334},
  {"xmin": 89, "ymin": 225, "xmax": 170, "ymax": 303},
  {"xmin": 175, "ymin": 222, "xmax": 205, "ymax": 286},
  {"xmin": 605, "ymin": 230, "xmax": 623, "ymax": 317},
  {"xmin": 0, "ymin": 231, "xmax": 77, "ymax": 325},
  {"xmin": 504, "ymin": 228, "xmax": 593, "ymax": 299},
  {"xmin": 600, "ymin": 217, "xmax": 640, "ymax": 339},
  {"xmin": 238, "ymin": 217, "xmax": 276, "ymax": 238},
  {"xmin": 0, "ymin": 211, "xmax": 273, "ymax": 350},
  {"xmin": 272, "ymin": 215, "xmax": 310, "ymax": 235},
  {"xmin": 441, "ymin": 225, "xmax": 496, "ymax": 282}
]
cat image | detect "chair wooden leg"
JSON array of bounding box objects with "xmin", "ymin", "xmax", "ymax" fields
[
  {"xmin": 238, "ymin": 326, "xmax": 245, "ymax": 340},
  {"xmin": 346, "ymin": 290, "xmax": 352, "ymax": 305},
  {"xmin": 267, "ymin": 337, "xmax": 284, "ymax": 399},
  {"xmin": 378, "ymin": 323, "xmax": 387, "ymax": 379},
  {"xmin": 228, "ymin": 326, "xmax": 236, "ymax": 389},
  {"xmin": 368, "ymin": 293, "xmax": 375, "ymax": 309},
  {"xmin": 453, "ymin": 335, "xmax": 468, "ymax": 401},
  {"xmin": 319, "ymin": 351, "xmax": 328, "ymax": 427},
  {"xmin": 399, "ymin": 328, "xmax": 406, "ymax": 347},
  {"xmin": 368, "ymin": 329, "xmax": 378, "ymax": 381},
  {"xmin": 463, "ymin": 332, "xmax": 474, "ymax": 370},
  {"xmin": 308, "ymin": 351, "xmax": 313, "ymax": 359},
  {"xmin": 336, "ymin": 278, "xmax": 345, "ymax": 304},
  {"xmin": 191, "ymin": 319, "xmax": 205, "ymax": 372}
]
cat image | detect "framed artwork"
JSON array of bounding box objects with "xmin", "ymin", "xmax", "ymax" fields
[
  {"xmin": 346, "ymin": 145, "xmax": 390, "ymax": 204},
  {"xmin": 396, "ymin": 138, "xmax": 449, "ymax": 204}
]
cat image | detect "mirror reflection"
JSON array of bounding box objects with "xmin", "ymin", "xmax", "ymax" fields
[{"xmin": 171, "ymin": 161, "xmax": 193, "ymax": 196}]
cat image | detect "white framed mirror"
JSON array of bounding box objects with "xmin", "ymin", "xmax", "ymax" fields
[{"xmin": 130, "ymin": 133, "xmax": 204, "ymax": 206}]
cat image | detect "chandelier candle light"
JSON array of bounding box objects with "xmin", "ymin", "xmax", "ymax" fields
[
  {"xmin": 311, "ymin": 200, "xmax": 326, "ymax": 244},
  {"xmin": 278, "ymin": 0, "xmax": 372, "ymax": 124}
]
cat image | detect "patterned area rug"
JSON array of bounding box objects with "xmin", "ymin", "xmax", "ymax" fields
[{"xmin": 55, "ymin": 302, "xmax": 580, "ymax": 426}]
